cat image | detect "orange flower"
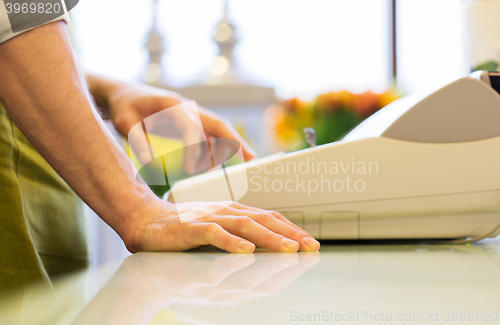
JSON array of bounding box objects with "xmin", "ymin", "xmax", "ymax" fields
[
  {"xmin": 358, "ymin": 91, "xmax": 380, "ymax": 117},
  {"xmin": 348, "ymin": 93, "xmax": 361, "ymax": 115},
  {"xmin": 379, "ymin": 88, "xmax": 401, "ymax": 108},
  {"xmin": 283, "ymin": 98, "xmax": 300, "ymax": 113}
]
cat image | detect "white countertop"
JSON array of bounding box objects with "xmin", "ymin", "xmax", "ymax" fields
[{"xmin": 2, "ymin": 239, "xmax": 500, "ymax": 325}]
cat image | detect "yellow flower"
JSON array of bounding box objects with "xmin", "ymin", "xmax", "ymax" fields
[{"xmin": 295, "ymin": 99, "xmax": 314, "ymax": 126}]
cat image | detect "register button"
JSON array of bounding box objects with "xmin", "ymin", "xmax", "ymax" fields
[{"xmin": 320, "ymin": 211, "xmax": 359, "ymax": 239}]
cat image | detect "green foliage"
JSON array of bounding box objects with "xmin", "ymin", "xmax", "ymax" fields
[{"xmin": 474, "ymin": 61, "xmax": 499, "ymax": 72}]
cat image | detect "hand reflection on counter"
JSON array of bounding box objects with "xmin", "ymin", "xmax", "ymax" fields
[
  {"xmin": 73, "ymin": 252, "xmax": 320, "ymax": 324},
  {"xmin": 5, "ymin": 243, "xmax": 499, "ymax": 325}
]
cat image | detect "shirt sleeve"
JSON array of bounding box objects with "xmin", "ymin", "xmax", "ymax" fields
[{"xmin": 0, "ymin": 0, "xmax": 68, "ymax": 44}]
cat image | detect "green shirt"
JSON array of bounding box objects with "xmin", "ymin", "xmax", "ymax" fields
[{"xmin": 0, "ymin": 102, "xmax": 90, "ymax": 292}]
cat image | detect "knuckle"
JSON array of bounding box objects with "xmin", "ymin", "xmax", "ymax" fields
[
  {"xmin": 271, "ymin": 211, "xmax": 284, "ymax": 219},
  {"xmin": 236, "ymin": 216, "xmax": 252, "ymax": 227},
  {"xmin": 215, "ymin": 203, "xmax": 230, "ymax": 213},
  {"xmin": 229, "ymin": 201, "xmax": 241, "ymax": 209},
  {"xmin": 262, "ymin": 230, "xmax": 280, "ymax": 243},
  {"xmin": 257, "ymin": 212, "xmax": 272, "ymax": 223},
  {"xmin": 213, "ymin": 203, "xmax": 224, "ymax": 211},
  {"xmin": 220, "ymin": 200, "xmax": 233, "ymax": 207},
  {"xmin": 287, "ymin": 227, "xmax": 303, "ymax": 238},
  {"xmin": 205, "ymin": 223, "xmax": 221, "ymax": 236},
  {"xmin": 277, "ymin": 214, "xmax": 293, "ymax": 224}
]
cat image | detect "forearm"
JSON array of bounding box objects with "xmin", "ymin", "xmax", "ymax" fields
[{"xmin": 0, "ymin": 22, "xmax": 160, "ymax": 240}]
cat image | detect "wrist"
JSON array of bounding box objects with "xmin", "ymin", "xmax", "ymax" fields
[{"xmin": 117, "ymin": 196, "xmax": 178, "ymax": 253}]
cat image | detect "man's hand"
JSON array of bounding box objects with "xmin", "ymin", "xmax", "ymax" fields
[
  {"xmin": 123, "ymin": 199, "xmax": 320, "ymax": 253},
  {"xmin": 86, "ymin": 76, "xmax": 257, "ymax": 173}
]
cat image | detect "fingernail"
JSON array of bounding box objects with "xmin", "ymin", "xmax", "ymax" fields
[
  {"xmin": 280, "ymin": 238, "xmax": 299, "ymax": 249},
  {"xmin": 238, "ymin": 241, "xmax": 255, "ymax": 252},
  {"xmin": 303, "ymin": 237, "xmax": 320, "ymax": 248}
]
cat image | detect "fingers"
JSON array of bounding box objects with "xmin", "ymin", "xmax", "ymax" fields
[
  {"xmin": 198, "ymin": 108, "xmax": 257, "ymax": 161},
  {"xmin": 173, "ymin": 108, "xmax": 206, "ymax": 175},
  {"xmin": 192, "ymin": 141, "xmax": 213, "ymax": 174},
  {"xmin": 208, "ymin": 216, "xmax": 300, "ymax": 252},
  {"xmin": 186, "ymin": 223, "xmax": 256, "ymax": 253},
  {"xmin": 217, "ymin": 204, "xmax": 320, "ymax": 252},
  {"xmin": 209, "ymin": 137, "xmax": 233, "ymax": 167},
  {"xmin": 230, "ymin": 203, "xmax": 305, "ymax": 232}
]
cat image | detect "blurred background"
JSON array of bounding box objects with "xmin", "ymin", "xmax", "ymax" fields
[
  {"xmin": 73, "ymin": 0, "xmax": 467, "ymax": 98},
  {"xmin": 70, "ymin": 0, "xmax": 471, "ymax": 155},
  {"xmin": 69, "ymin": 0, "xmax": 482, "ymax": 265}
]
